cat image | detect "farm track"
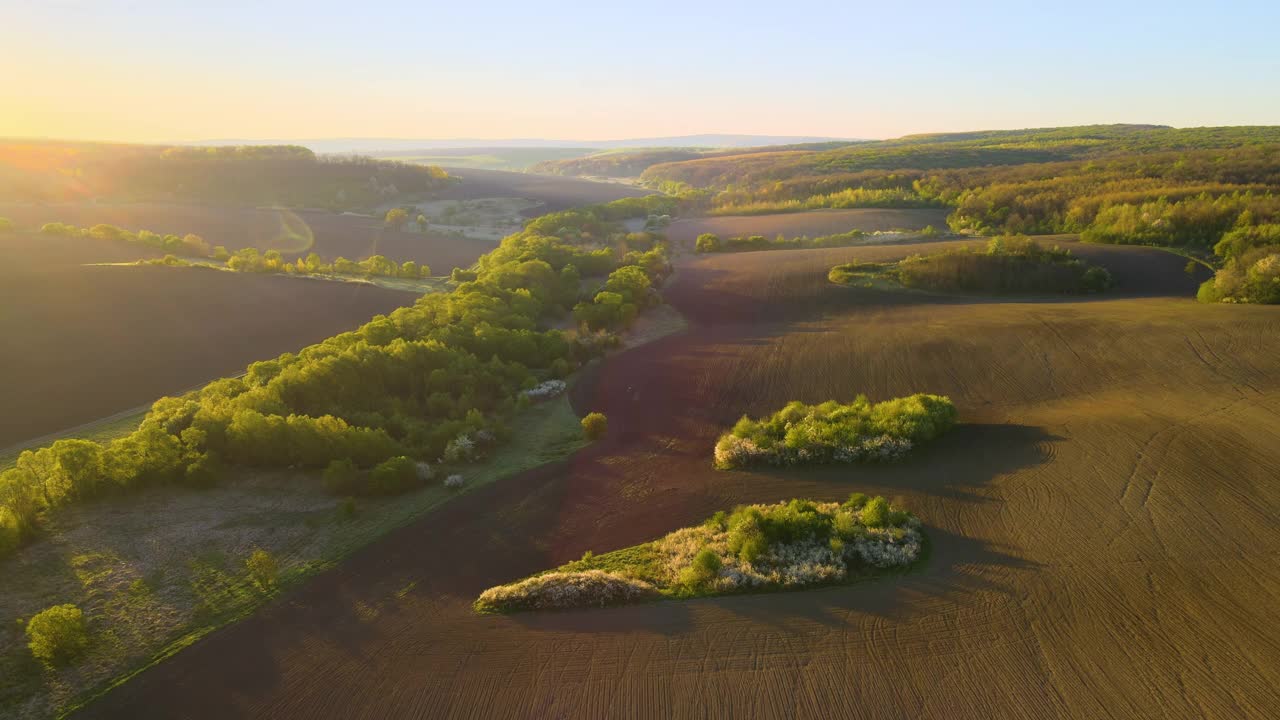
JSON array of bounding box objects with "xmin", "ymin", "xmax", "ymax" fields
[{"xmin": 82, "ymin": 239, "xmax": 1280, "ymax": 719}]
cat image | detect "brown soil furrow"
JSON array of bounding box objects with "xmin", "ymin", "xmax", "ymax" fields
[{"xmin": 78, "ymin": 241, "xmax": 1280, "ymax": 719}]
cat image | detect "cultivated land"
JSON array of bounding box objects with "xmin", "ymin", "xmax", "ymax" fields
[
  {"xmin": 664, "ymin": 208, "xmax": 951, "ymax": 248},
  {"xmin": 431, "ymin": 167, "xmax": 655, "ymax": 213},
  {"xmin": 80, "ymin": 237, "xmax": 1280, "ymax": 718},
  {"xmin": 0, "ymin": 203, "xmax": 494, "ymax": 272},
  {"xmin": 0, "ymin": 232, "xmax": 418, "ymax": 448}
]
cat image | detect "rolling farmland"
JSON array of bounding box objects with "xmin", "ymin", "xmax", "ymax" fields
[
  {"xmin": 81, "ymin": 238, "xmax": 1280, "ymax": 719},
  {"xmin": 0, "ymin": 232, "xmax": 418, "ymax": 449}
]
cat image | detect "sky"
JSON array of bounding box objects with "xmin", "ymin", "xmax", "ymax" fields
[{"xmin": 3, "ymin": 0, "xmax": 1279, "ymax": 143}]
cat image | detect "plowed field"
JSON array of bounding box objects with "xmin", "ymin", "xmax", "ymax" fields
[
  {"xmin": 0, "ymin": 232, "xmax": 418, "ymax": 448},
  {"xmin": 82, "ymin": 238, "xmax": 1280, "ymax": 719}
]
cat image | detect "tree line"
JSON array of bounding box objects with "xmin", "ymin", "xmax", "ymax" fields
[
  {"xmin": 0, "ymin": 197, "xmax": 673, "ymax": 560},
  {"xmin": 39, "ymin": 221, "xmax": 433, "ymax": 280},
  {"xmin": 1, "ymin": 140, "xmax": 453, "ymax": 210}
]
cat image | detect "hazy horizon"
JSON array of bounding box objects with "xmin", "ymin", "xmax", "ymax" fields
[{"xmin": 6, "ymin": 0, "xmax": 1278, "ymax": 144}]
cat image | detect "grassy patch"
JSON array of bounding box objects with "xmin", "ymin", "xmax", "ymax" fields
[{"xmin": 2, "ymin": 395, "xmax": 586, "ymax": 720}]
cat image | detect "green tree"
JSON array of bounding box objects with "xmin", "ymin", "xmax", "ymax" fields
[
  {"xmin": 581, "ymin": 412, "xmax": 608, "ymax": 441},
  {"xmin": 416, "ymin": 214, "xmax": 429, "ymax": 232},
  {"xmin": 370, "ymin": 456, "xmax": 419, "ymax": 495},
  {"xmin": 0, "ymin": 217, "xmax": 13, "ymax": 232},
  {"xmin": 26, "ymin": 604, "xmax": 89, "ymax": 666},
  {"xmin": 246, "ymin": 548, "xmax": 279, "ymax": 590},
  {"xmin": 695, "ymin": 233, "xmax": 721, "ymax": 253},
  {"xmin": 385, "ymin": 208, "xmax": 409, "ymax": 229}
]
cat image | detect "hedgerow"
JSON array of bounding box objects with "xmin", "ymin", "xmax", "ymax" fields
[
  {"xmin": 829, "ymin": 236, "xmax": 1113, "ymax": 295},
  {"xmin": 0, "ymin": 197, "xmax": 672, "ymax": 561},
  {"xmin": 475, "ymin": 496, "xmax": 923, "ymax": 612},
  {"xmin": 713, "ymin": 394, "xmax": 956, "ymax": 470}
]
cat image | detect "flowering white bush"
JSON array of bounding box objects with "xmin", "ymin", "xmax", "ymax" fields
[
  {"xmin": 522, "ymin": 380, "xmax": 567, "ymax": 402},
  {"xmin": 475, "ymin": 571, "xmax": 658, "ymax": 612},
  {"xmin": 444, "ymin": 474, "xmax": 465, "ymax": 490},
  {"xmin": 476, "ymin": 498, "xmax": 923, "ymax": 612},
  {"xmin": 650, "ymin": 500, "xmax": 921, "ymax": 592},
  {"xmin": 415, "ymin": 462, "xmax": 434, "ymax": 482},
  {"xmin": 443, "ymin": 434, "xmax": 476, "ymax": 462}
]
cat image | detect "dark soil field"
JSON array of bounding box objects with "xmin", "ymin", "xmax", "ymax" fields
[
  {"xmin": 81, "ymin": 238, "xmax": 1280, "ymax": 719},
  {"xmin": 665, "ymin": 208, "xmax": 952, "ymax": 248},
  {"xmin": 0, "ymin": 232, "xmax": 418, "ymax": 448},
  {"xmin": 0, "ymin": 202, "xmax": 494, "ymax": 271},
  {"xmin": 433, "ymin": 167, "xmax": 654, "ymax": 214}
]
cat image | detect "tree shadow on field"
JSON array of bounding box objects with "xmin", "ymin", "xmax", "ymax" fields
[
  {"xmin": 706, "ymin": 527, "xmax": 1044, "ymax": 633},
  {"xmin": 488, "ymin": 422, "xmax": 1058, "ymax": 638}
]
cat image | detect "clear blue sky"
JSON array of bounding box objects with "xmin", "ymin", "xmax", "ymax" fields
[{"xmin": 3, "ymin": 0, "xmax": 1278, "ymax": 142}]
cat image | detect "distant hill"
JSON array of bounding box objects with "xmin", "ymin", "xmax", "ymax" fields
[{"xmin": 195, "ymin": 135, "xmax": 857, "ymax": 155}]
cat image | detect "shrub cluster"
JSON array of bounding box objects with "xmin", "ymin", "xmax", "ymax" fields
[
  {"xmin": 40, "ymin": 221, "xmax": 434, "ymax": 280},
  {"xmin": 26, "ymin": 604, "xmax": 89, "ymax": 665},
  {"xmin": 895, "ymin": 236, "xmax": 1113, "ymax": 294},
  {"xmin": 1, "ymin": 197, "xmax": 671, "ymax": 560},
  {"xmin": 829, "ymin": 236, "xmax": 1112, "ymax": 295},
  {"xmin": 694, "ymin": 228, "xmax": 883, "ymax": 254},
  {"xmin": 475, "ymin": 570, "xmax": 659, "ymax": 612},
  {"xmin": 227, "ymin": 248, "xmax": 432, "ymax": 280},
  {"xmin": 475, "ymin": 496, "xmax": 923, "ymax": 612},
  {"xmin": 1197, "ymin": 222, "xmax": 1280, "ymax": 304},
  {"xmin": 581, "ymin": 412, "xmax": 608, "ymax": 441},
  {"xmin": 521, "ymin": 379, "xmax": 567, "ymax": 401},
  {"xmin": 714, "ymin": 394, "xmax": 956, "ymax": 470},
  {"xmin": 43, "ymin": 222, "xmax": 219, "ymax": 258}
]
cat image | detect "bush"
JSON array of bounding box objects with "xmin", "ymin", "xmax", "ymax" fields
[
  {"xmin": 694, "ymin": 233, "xmax": 721, "ymax": 253},
  {"xmin": 0, "ymin": 217, "xmax": 13, "ymax": 232},
  {"xmin": 475, "ymin": 570, "xmax": 658, "ymax": 612},
  {"xmin": 679, "ymin": 548, "xmax": 723, "ymax": 588},
  {"xmin": 369, "ymin": 456, "xmax": 419, "ymax": 495},
  {"xmin": 246, "ymin": 549, "xmax": 278, "ymax": 589},
  {"xmin": 444, "ymin": 474, "xmax": 465, "ymax": 490},
  {"xmin": 714, "ymin": 394, "xmax": 956, "ymax": 469},
  {"xmin": 861, "ymin": 497, "xmax": 890, "ymax": 528},
  {"xmin": 581, "ymin": 412, "xmax": 608, "ymax": 440},
  {"xmin": 322, "ymin": 458, "xmax": 359, "ymax": 494},
  {"xmin": 40, "ymin": 222, "xmax": 79, "ymax": 236},
  {"xmin": 26, "ymin": 604, "xmax": 89, "ymax": 665}
]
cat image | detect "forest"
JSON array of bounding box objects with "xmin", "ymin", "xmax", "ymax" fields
[
  {"xmin": 0, "ymin": 140, "xmax": 452, "ymax": 209},
  {"xmin": 0, "ymin": 197, "xmax": 671, "ymax": 561},
  {"xmin": 629, "ymin": 126, "xmax": 1280, "ymax": 303}
]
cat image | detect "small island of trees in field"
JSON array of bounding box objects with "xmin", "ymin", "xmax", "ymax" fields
[
  {"xmin": 828, "ymin": 236, "xmax": 1114, "ymax": 296},
  {"xmin": 694, "ymin": 225, "xmax": 941, "ymax": 254},
  {"xmin": 714, "ymin": 393, "xmax": 956, "ymax": 470},
  {"xmin": 474, "ymin": 495, "xmax": 923, "ymax": 612}
]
